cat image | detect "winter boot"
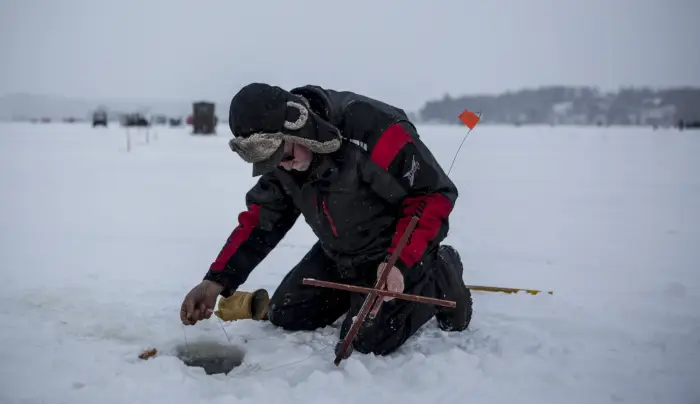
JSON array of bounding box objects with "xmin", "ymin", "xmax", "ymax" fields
[{"xmin": 434, "ymin": 245, "xmax": 473, "ymax": 332}]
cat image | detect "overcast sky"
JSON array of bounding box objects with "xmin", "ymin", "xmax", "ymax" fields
[{"xmin": 1, "ymin": 0, "xmax": 698, "ymax": 111}]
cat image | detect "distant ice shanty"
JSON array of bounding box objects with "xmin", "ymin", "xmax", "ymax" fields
[{"xmin": 192, "ymin": 101, "xmax": 217, "ymax": 135}]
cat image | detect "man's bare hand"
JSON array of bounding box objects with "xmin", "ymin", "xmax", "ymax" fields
[
  {"xmin": 180, "ymin": 280, "xmax": 225, "ymax": 325},
  {"xmin": 377, "ymin": 263, "xmax": 404, "ymax": 302}
]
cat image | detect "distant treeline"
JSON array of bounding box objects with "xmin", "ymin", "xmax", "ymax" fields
[{"xmin": 417, "ymin": 86, "xmax": 700, "ymax": 127}]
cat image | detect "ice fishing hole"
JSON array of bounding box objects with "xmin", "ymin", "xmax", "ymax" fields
[{"xmin": 175, "ymin": 341, "xmax": 246, "ymax": 375}]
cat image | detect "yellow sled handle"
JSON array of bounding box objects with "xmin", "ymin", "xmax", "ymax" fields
[{"xmin": 467, "ymin": 285, "xmax": 553, "ymax": 295}]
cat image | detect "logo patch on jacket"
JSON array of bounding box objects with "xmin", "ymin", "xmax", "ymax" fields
[{"xmin": 403, "ymin": 155, "xmax": 420, "ymax": 187}]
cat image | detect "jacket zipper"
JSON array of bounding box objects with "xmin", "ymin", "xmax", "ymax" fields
[{"xmin": 321, "ymin": 199, "xmax": 339, "ymax": 237}]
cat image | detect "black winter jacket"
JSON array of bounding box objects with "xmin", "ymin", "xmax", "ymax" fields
[{"xmin": 204, "ymin": 85, "xmax": 459, "ymax": 294}]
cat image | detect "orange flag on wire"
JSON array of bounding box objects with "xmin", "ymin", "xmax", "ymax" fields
[{"xmin": 459, "ymin": 109, "xmax": 480, "ymax": 130}]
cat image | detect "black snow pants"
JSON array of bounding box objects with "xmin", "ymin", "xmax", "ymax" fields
[{"xmin": 267, "ymin": 241, "xmax": 441, "ymax": 356}]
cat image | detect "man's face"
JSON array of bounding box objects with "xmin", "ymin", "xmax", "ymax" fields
[{"xmin": 279, "ymin": 141, "xmax": 313, "ymax": 172}]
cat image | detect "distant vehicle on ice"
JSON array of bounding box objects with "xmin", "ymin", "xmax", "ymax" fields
[
  {"xmin": 93, "ymin": 109, "xmax": 108, "ymax": 127},
  {"xmin": 121, "ymin": 113, "xmax": 150, "ymax": 127}
]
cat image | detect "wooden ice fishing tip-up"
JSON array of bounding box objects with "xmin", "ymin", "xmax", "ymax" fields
[{"xmin": 303, "ymin": 216, "xmax": 436, "ymax": 366}]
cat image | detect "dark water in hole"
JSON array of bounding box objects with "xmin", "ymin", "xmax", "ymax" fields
[{"xmin": 175, "ymin": 341, "xmax": 246, "ymax": 375}]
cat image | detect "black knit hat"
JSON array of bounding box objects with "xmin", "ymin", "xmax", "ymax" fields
[{"xmin": 228, "ymin": 83, "xmax": 341, "ymax": 176}]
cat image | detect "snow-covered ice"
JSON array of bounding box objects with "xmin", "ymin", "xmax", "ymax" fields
[{"xmin": 1, "ymin": 122, "xmax": 699, "ymax": 404}]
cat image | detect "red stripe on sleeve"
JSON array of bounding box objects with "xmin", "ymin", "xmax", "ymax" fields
[
  {"xmin": 210, "ymin": 204, "xmax": 262, "ymax": 271},
  {"xmin": 370, "ymin": 123, "xmax": 413, "ymax": 170}
]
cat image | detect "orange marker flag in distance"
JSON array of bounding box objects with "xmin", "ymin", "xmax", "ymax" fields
[
  {"xmin": 446, "ymin": 109, "xmax": 481, "ymax": 176},
  {"xmin": 459, "ymin": 109, "xmax": 480, "ymax": 130}
]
